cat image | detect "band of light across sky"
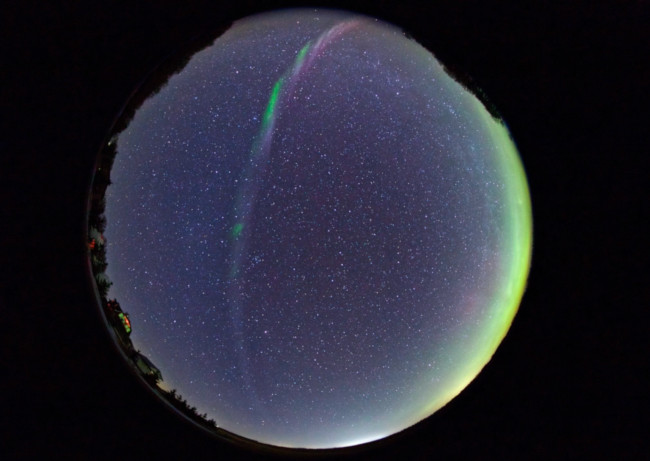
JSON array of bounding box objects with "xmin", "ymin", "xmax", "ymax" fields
[
  {"xmin": 225, "ymin": 22, "xmax": 364, "ymax": 402},
  {"xmin": 229, "ymin": 20, "xmax": 361, "ymax": 273},
  {"xmin": 222, "ymin": 18, "xmax": 532, "ymax": 447}
]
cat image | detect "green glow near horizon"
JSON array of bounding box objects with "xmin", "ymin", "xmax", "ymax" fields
[{"xmin": 410, "ymin": 97, "xmax": 533, "ymax": 429}]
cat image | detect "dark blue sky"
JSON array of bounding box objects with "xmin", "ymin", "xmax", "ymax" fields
[{"xmin": 105, "ymin": 8, "xmax": 531, "ymax": 448}]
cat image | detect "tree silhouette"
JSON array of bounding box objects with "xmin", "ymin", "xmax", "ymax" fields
[{"xmin": 157, "ymin": 388, "xmax": 218, "ymax": 430}]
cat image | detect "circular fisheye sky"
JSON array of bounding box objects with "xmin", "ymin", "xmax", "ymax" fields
[{"xmin": 101, "ymin": 8, "xmax": 531, "ymax": 449}]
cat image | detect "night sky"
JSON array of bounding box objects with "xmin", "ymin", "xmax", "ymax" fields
[
  {"xmin": 4, "ymin": 0, "xmax": 648, "ymax": 459},
  {"xmin": 104, "ymin": 9, "xmax": 530, "ymax": 448}
]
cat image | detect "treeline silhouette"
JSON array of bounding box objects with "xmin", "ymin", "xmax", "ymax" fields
[
  {"xmin": 104, "ymin": 20, "xmax": 232, "ymax": 140},
  {"xmin": 87, "ymin": 136, "xmax": 223, "ymax": 436},
  {"xmin": 88, "ymin": 137, "xmax": 115, "ymax": 299},
  {"xmin": 86, "ymin": 24, "xmax": 264, "ymax": 440},
  {"xmin": 159, "ymin": 387, "xmax": 218, "ymax": 430}
]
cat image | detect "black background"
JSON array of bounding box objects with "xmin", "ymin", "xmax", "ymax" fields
[{"xmin": 2, "ymin": 1, "xmax": 647, "ymax": 459}]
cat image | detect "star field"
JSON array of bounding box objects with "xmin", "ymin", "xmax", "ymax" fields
[{"xmin": 104, "ymin": 9, "xmax": 531, "ymax": 448}]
